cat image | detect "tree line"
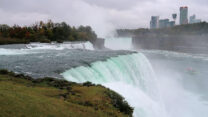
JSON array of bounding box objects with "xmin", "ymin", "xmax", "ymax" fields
[{"xmin": 0, "ymin": 20, "xmax": 97, "ymax": 44}]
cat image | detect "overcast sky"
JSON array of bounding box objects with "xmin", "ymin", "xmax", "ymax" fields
[{"xmin": 0, "ymin": 0, "xmax": 208, "ymax": 37}]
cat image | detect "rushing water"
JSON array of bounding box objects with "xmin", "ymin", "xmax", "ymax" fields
[
  {"xmin": 62, "ymin": 53, "xmax": 167, "ymax": 117},
  {"xmin": 0, "ymin": 39, "xmax": 208, "ymax": 117},
  {"xmin": 0, "ymin": 42, "xmax": 132, "ymax": 78},
  {"xmin": 62, "ymin": 50, "xmax": 208, "ymax": 117},
  {"xmin": 143, "ymin": 50, "xmax": 208, "ymax": 117}
]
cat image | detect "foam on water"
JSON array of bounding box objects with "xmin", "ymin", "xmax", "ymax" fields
[
  {"xmin": 62, "ymin": 53, "xmax": 168, "ymax": 117},
  {"xmin": 0, "ymin": 48, "xmax": 35, "ymax": 55},
  {"xmin": 26, "ymin": 41, "xmax": 94, "ymax": 50},
  {"xmin": 0, "ymin": 42, "xmax": 94, "ymax": 55},
  {"xmin": 1, "ymin": 37, "xmax": 208, "ymax": 117}
]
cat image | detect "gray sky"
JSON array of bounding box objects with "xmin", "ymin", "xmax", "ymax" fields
[{"xmin": 0, "ymin": 0, "xmax": 208, "ymax": 37}]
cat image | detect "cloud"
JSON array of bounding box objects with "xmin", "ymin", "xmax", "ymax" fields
[
  {"xmin": 0, "ymin": 0, "xmax": 208, "ymax": 37},
  {"xmin": 0, "ymin": 9, "xmax": 49, "ymax": 26},
  {"xmin": 81, "ymin": 0, "xmax": 146, "ymax": 10}
]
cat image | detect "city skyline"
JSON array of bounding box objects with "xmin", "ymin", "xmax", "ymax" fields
[
  {"xmin": 0, "ymin": 0, "xmax": 208, "ymax": 36},
  {"xmin": 150, "ymin": 6, "xmax": 202, "ymax": 29}
]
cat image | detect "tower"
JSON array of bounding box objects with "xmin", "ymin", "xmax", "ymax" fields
[
  {"xmin": 150, "ymin": 16, "xmax": 159, "ymax": 29},
  {"xmin": 172, "ymin": 13, "xmax": 177, "ymax": 22},
  {"xmin": 190, "ymin": 14, "xmax": 201, "ymax": 24},
  {"xmin": 180, "ymin": 6, "xmax": 188, "ymax": 25},
  {"xmin": 189, "ymin": 14, "xmax": 196, "ymax": 24}
]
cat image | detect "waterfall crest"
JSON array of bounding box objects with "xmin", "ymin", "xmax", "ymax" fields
[{"xmin": 61, "ymin": 53, "xmax": 167, "ymax": 117}]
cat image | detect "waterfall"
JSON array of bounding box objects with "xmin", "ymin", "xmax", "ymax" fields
[
  {"xmin": 60, "ymin": 41, "xmax": 208, "ymax": 117},
  {"xmin": 61, "ymin": 53, "xmax": 167, "ymax": 117}
]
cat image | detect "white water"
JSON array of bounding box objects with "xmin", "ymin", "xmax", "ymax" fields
[
  {"xmin": 62, "ymin": 53, "xmax": 168, "ymax": 117},
  {"xmin": 0, "ymin": 48, "xmax": 39, "ymax": 55},
  {"xmin": 62, "ymin": 37, "xmax": 208, "ymax": 117},
  {"xmin": 2, "ymin": 37, "xmax": 207, "ymax": 116},
  {"xmin": 26, "ymin": 41, "xmax": 94, "ymax": 50},
  {"xmin": 0, "ymin": 41, "xmax": 94, "ymax": 55}
]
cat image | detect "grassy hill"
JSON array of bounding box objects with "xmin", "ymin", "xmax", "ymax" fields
[{"xmin": 0, "ymin": 70, "xmax": 133, "ymax": 117}]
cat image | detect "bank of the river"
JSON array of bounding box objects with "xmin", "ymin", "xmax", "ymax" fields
[
  {"xmin": 0, "ymin": 70, "xmax": 133, "ymax": 117},
  {"xmin": 0, "ymin": 37, "xmax": 31, "ymax": 45}
]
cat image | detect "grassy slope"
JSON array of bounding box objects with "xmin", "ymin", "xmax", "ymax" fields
[{"xmin": 0, "ymin": 71, "xmax": 133, "ymax": 117}]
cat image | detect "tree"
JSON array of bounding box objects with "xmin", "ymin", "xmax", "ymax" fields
[{"xmin": 0, "ymin": 20, "xmax": 98, "ymax": 44}]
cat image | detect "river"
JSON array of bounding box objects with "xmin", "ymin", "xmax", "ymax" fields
[{"xmin": 0, "ymin": 39, "xmax": 208, "ymax": 117}]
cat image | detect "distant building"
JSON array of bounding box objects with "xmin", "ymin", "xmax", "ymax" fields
[
  {"xmin": 190, "ymin": 14, "xmax": 196, "ymax": 23},
  {"xmin": 169, "ymin": 21, "xmax": 176, "ymax": 27},
  {"xmin": 150, "ymin": 16, "xmax": 159, "ymax": 29},
  {"xmin": 172, "ymin": 14, "xmax": 177, "ymax": 21},
  {"xmin": 180, "ymin": 6, "xmax": 188, "ymax": 25},
  {"xmin": 190, "ymin": 14, "xmax": 201, "ymax": 24},
  {"xmin": 158, "ymin": 19, "xmax": 175, "ymax": 28},
  {"xmin": 159, "ymin": 19, "xmax": 169, "ymax": 28}
]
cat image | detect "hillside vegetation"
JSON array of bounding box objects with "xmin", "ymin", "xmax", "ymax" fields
[
  {"xmin": 0, "ymin": 20, "xmax": 97, "ymax": 45},
  {"xmin": 0, "ymin": 70, "xmax": 133, "ymax": 117}
]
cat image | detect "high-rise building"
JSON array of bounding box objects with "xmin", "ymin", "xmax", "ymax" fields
[
  {"xmin": 190, "ymin": 14, "xmax": 196, "ymax": 23},
  {"xmin": 169, "ymin": 21, "xmax": 176, "ymax": 27},
  {"xmin": 150, "ymin": 16, "xmax": 159, "ymax": 29},
  {"xmin": 190, "ymin": 14, "xmax": 201, "ymax": 24},
  {"xmin": 159, "ymin": 19, "xmax": 170, "ymax": 28},
  {"xmin": 158, "ymin": 19, "xmax": 175, "ymax": 28},
  {"xmin": 180, "ymin": 6, "xmax": 188, "ymax": 25},
  {"xmin": 172, "ymin": 14, "xmax": 177, "ymax": 21}
]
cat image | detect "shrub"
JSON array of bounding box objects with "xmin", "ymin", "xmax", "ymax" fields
[
  {"xmin": 0, "ymin": 69, "xmax": 9, "ymax": 74},
  {"xmin": 105, "ymin": 90, "xmax": 134, "ymax": 116},
  {"xmin": 33, "ymin": 77, "xmax": 73, "ymax": 90},
  {"xmin": 83, "ymin": 81, "xmax": 95, "ymax": 87}
]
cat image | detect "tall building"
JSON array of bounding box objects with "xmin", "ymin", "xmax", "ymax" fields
[
  {"xmin": 159, "ymin": 19, "xmax": 169, "ymax": 28},
  {"xmin": 190, "ymin": 14, "xmax": 196, "ymax": 23},
  {"xmin": 172, "ymin": 14, "xmax": 177, "ymax": 21},
  {"xmin": 150, "ymin": 16, "xmax": 159, "ymax": 29},
  {"xmin": 190, "ymin": 14, "xmax": 201, "ymax": 24},
  {"xmin": 169, "ymin": 21, "xmax": 176, "ymax": 27},
  {"xmin": 158, "ymin": 19, "xmax": 175, "ymax": 28},
  {"xmin": 180, "ymin": 6, "xmax": 188, "ymax": 25}
]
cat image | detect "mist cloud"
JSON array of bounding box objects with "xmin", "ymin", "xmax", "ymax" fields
[{"xmin": 0, "ymin": 0, "xmax": 208, "ymax": 37}]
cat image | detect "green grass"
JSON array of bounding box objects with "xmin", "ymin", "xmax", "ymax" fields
[{"xmin": 0, "ymin": 70, "xmax": 133, "ymax": 117}]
